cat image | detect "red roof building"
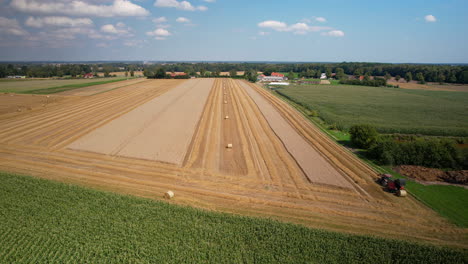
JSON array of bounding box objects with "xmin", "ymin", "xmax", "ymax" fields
[
  {"xmin": 83, "ymin": 73, "xmax": 94, "ymax": 78},
  {"xmin": 271, "ymin": 72, "xmax": 285, "ymax": 77}
]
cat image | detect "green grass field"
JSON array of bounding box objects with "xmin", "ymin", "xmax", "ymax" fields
[
  {"xmin": 271, "ymin": 88, "xmax": 468, "ymax": 227},
  {"xmin": 0, "ymin": 172, "xmax": 466, "ymax": 263},
  {"xmin": 276, "ymin": 84, "xmax": 468, "ymax": 137},
  {"xmin": 0, "ymin": 78, "xmax": 127, "ymax": 94}
]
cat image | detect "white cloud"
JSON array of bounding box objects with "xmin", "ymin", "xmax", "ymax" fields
[
  {"xmin": 97, "ymin": 42, "xmax": 109, "ymax": 47},
  {"xmin": 321, "ymin": 30, "xmax": 345, "ymax": 37},
  {"xmin": 315, "ymin": 17, "xmax": 326, "ymax": 23},
  {"xmin": 146, "ymin": 28, "xmax": 171, "ymax": 40},
  {"xmin": 203, "ymin": 0, "xmax": 215, "ymax": 2},
  {"xmin": 0, "ymin": 17, "xmax": 29, "ymax": 36},
  {"xmin": 258, "ymin": 20, "xmax": 331, "ymax": 35},
  {"xmin": 25, "ymin": 16, "xmax": 93, "ymax": 28},
  {"xmin": 11, "ymin": 0, "xmax": 149, "ymax": 17},
  {"xmin": 154, "ymin": 0, "xmax": 207, "ymax": 11},
  {"xmin": 153, "ymin": 16, "xmax": 167, "ymax": 23},
  {"xmin": 123, "ymin": 39, "xmax": 145, "ymax": 47},
  {"xmin": 258, "ymin": 31, "xmax": 269, "ymax": 36},
  {"xmin": 425, "ymin": 15, "xmax": 436, "ymax": 22},
  {"xmin": 176, "ymin": 17, "xmax": 190, "ymax": 23},
  {"xmin": 100, "ymin": 23, "xmax": 132, "ymax": 37},
  {"xmin": 258, "ymin": 20, "xmax": 288, "ymax": 31}
]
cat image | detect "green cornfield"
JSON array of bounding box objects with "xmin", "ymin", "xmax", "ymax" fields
[
  {"xmin": 0, "ymin": 172, "xmax": 466, "ymax": 263},
  {"xmin": 276, "ymin": 85, "xmax": 468, "ymax": 137}
]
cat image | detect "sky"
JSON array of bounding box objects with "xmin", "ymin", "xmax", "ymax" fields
[{"xmin": 0, "ymin": 0, "xmax": 467, "ymax": 63}]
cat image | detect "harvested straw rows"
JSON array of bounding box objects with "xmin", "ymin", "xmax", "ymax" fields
[{"xmin": 0, "ymin": 78, "xmax": 465, "ymax": 248}]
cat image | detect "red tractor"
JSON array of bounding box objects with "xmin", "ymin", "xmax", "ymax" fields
[{"xmin": 378, "ymin": 174, "xmax": 407, "ymax": 197}]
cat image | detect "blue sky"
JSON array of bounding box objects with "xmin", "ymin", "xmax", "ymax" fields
[{"xmin": 0, "ymin": 0, "xmax": 467, "ymax": 62}]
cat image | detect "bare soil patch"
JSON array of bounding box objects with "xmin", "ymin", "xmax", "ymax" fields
[
  {"xmin": 388, "ymin": 81, "xmax": 468, "ymax": 92},
  {"xmin": 239, "ymin": 80, "xmax": 353, "ymax": 189},
  {"xmin": 395, "ymin": 165, "xmax": 468, "ymax": 185},
  {"xmin": 69, "ymin": 79, "xmax": 213, "ymax": 165}
]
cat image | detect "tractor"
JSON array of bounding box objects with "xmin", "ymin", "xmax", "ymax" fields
[{"xmin": 378, "ymin": 174, "xmax": 407, "ymax": 197}]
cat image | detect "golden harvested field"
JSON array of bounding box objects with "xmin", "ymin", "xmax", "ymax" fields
[
  {"xmin": 0, "ymin": 78, "xmax": 466, "ymax": 248},
  {"xmin": 388, "ymin": 81, "xmax": 468, "ymax": 92}
]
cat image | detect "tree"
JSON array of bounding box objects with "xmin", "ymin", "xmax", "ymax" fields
[
  {"xmin": 354, "ymin": 68, "xmax": 363, "ymax": 77},
  {"xmin": 154, "ymin": 67, "xmax": 166, "ymax": 79},
  {"xmin": 326, "ymin": 68, "xmax": 332, "ymax": 79},
  {"xmin": 263, "ymin": 66, "xmax": 275, "ymax": 76},
  {"xmin": 200, "ymin": 68, "xmax": 206, "ymax": 77},
  {"xmin": 287, "ymin": 71, "xmax": 295, "ymax": 80},
  {"xmin": 395, "ymin": 75, "xmax": 401, "ymax": 82},
  {"xmin": 125, "ymin": 71, "xmax": 128, "ymax": 77},
  {"xmin": 405, "ymin": 72, "xmax": 413, "ymax": 83},
  {"xmin": 349, "ymin": 124, "xmax": 379, "ymax": 149},
  {"xmin": 336, "ymin": 68, "xmax": 345, "ymax": 80},
  {"xmin": 363, "ymin": 73, "xmax": 370, "ymax": 81},
  {"xmin": 229, "ymin": 69, "xmax": 237, "ymax": 77},
  {"xmin": 244, "ymin": 69, "xmax": 257, "ymax": 82},
  {"xmin": 130, "ymin": 70, "xmax": 134, "ymax": 77},
  {"xmin": 415, "ymin": 72, "xmax": 425, "ymax": 84},
  {"xmin": 104, "ymin": 70, "xmax": 110, "ymax": 77},
  {"xmin": 384, "ymin": 72, "xmax": 392, "ymax": 81}
]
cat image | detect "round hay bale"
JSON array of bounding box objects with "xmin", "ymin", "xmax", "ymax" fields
[
  {"xmin": 226, "ymin": 143, "xmax": 233, "ymax": 148},
  {"xmin": 224, "ymin": 101, "xmax": 227, "ymax": 104},
  {"xmin": 224, "ymin": 115, "xmax": 229, "ymax": 119},
  {"xmin": 397, "ymin": 189, "xmax": 407, "ymax": 197},
  {"xmin": 165, "ymin": 190, "xmax": 174, "ymax": 199}
]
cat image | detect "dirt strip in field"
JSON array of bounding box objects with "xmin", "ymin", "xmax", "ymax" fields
[
  {"xmin": 58, "ymin": 78, "xmax": 147, "ymax": 96},
  {"xmin": 239, "ymin": 81, "xmax": 354, "ymax": 189},
  {"xmin": 69, "ymin": 79, "xmax": 214, "ymax": 165}
]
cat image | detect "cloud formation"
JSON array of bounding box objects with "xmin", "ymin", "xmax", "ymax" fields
[
  {"xmin": 25, "ymin": 16, "xmax": 93, "ymax": 28},
  {"xmin": 321, "ymin": 30, "xmax": 344, "ymax": 37},
  {"xmin": 258, "ymin": 20, "xmax": 332, "ymax": 35},
  {"xmin": 315, "ymin": 17, "xmax": 326, "ymax": 23},
  {"xmin": 154, "ymin": 0, "xmax": 207, "ymax": 11},
  {"xmin": 0, "ymin": 17, "xmax": 28, "ymax": 36},
  {"xmin": 100, "ymin": 23, "xmax": 132, "ymax": 36},
  {"xmin": 11, "ymin": 0, "xmax": 149, "ymax": 17},
  {"xmin": 176, "ymin": 17, "xmax": 190, "ymax": 23},
  {"xmin": 146, "ymin": 28, "xmax": 171, "ymax": 40},
  {"xmin": 425, "ymin": 15, "xmax": 436, "ymax": 22},
  {"xmin": 153, "ymin": 17, "xmax": 167, "ymax": 23}
]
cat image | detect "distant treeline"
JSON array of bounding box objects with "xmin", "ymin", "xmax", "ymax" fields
[{"xmin": 2, "ymin": 62, "xmax": 468, "ymax": 84}]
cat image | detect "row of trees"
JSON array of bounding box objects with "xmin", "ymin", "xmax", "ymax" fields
[
  {"xmin": 0, "ymin": 63, "xmax": 142, "ymax": 78},
  {"xmin": 349, "ymin": 125, "xmax": 467, "ymax": 170},
  {"xmin": 340, "ymin": 77, "xmax": 388, "ymax": 87},
  {"xmin": 2, "ymin": 62, "xmax": 468, "ymax": 84}
]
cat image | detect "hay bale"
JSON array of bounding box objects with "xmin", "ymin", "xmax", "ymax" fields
[
  {"xmin": 165, "ymin": 190, "xmax": 174, "ymax": 199},
  {"xmin": 224, "ymin": 101, "xmax": 227, "ymax": 104},
  {"xmin": 224, "ymin": 115, "xmax": 229, "ymax": 119},
  {"xmin": 226, "ymin": 143, "xmax": 233, "ymax": 148}
]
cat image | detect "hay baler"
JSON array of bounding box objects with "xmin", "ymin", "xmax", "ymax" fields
[{"xmin": 378, "ymin": 174, "xmax": 407, "ymax": 197}]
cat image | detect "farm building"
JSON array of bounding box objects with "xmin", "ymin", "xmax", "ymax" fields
[
  {"xmin": 258, "ymin": 72, "xmax": 288, "ymax": 82},
  {"xmin": 83, "ymin": 73, "xmax": 94, "ymax": 78},
  {"xmin": 320, "ymin": 73, "xmax": 327, "ymax": 79}
]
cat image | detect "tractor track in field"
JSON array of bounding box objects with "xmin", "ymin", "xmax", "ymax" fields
[{"xmin": 0, "ymin": 78, "xmax": 465, "ymax": 248}]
